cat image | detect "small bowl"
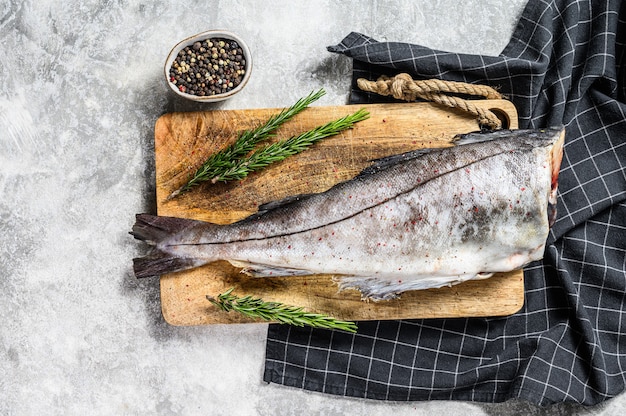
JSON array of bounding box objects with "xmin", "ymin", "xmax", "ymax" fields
[{"xmin": 164, "ymin": 30, "xmax": 252, "ymax": 102}]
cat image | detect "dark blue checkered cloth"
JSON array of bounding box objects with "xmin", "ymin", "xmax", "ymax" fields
[{"xmin": 264, "ymin": 0, "xmax": 626, "ymax": 406}]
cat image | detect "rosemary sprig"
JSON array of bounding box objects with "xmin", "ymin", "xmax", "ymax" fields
[
  {"xmin": 210, "ymin": 108, "xmax": 370, "ymax": 183},
  {"xmin": 207, "ymin": 288, "xmax": 358, "ymax": 333},
  {"xmin": 168, "ymin": 89, "xmax": 326, "ymax": 199}
]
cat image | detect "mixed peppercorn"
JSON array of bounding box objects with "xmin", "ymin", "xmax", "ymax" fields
[{"xmin": 169, "ymin": 37, "xmax": 247, "ymax": 97}]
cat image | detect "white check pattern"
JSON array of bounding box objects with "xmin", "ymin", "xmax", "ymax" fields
[{"xmin": 264, "ymin": 0, "xmax": 626, "ymax": 406}]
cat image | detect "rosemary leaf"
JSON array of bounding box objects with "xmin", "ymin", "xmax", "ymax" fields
[
  {"xmin": 168, "ymin": 89, "xmax": 326, "ymax": 199},
  {"xmin": 207, "ymin": 288, "xmax": 358, "ymax": 333},
  {"xmin": 211, "ymin": 108, "xmax": 370, "ymax": 183}
]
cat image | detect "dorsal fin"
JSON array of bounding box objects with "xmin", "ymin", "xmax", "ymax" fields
[
  {"xmin": 246, "ymin": 193, "xmax": 315, "ymax": 219},
  {"xmin": 249, "ymin": 147, "xmax": 440, "ymax": 218},
  {"xmin": 356, "ymin": 148, "xmax": 434, "ymax": 178},
  {"xmin": 250, "ymin": 148, "xmax": 435, "ymax": 218}
]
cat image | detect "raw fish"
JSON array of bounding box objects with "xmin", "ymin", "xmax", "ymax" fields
[{"xmin": 132, "ymin": 127, "xmax": 564, "ymax": 300}]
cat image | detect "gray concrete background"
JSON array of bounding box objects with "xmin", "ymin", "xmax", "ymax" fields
[{"xmin": 1, "ymin": 1, "xmax": 624, "ymax": 414}]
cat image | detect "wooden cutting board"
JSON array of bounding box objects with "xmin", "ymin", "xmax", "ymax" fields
[{"xmin": 153, "ymin": 100, "xmax": 523, "ymax": 326}]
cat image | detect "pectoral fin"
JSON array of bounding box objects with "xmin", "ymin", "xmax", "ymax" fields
[{"xmin": 336, "ymin": 272, "xmax": 492, "ymax": 301}]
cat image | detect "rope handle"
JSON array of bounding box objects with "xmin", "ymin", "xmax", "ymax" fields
[{"xmin": 356, "ymin": 73, "xmax": 504, "ymax": 129}]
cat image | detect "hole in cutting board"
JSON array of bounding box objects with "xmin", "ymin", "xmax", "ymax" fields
[{"xmin": 488, "ymin": 108, "xmax": 511, "ymax": 129}]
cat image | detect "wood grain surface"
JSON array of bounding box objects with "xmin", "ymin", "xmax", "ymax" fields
[{"xmin": 153, "ymin": 100, "xmax": 524, "ymax": 326}]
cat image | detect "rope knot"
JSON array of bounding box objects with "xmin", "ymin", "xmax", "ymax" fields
[{"xmin": 389, "ymin": 73, "xmax": 415, "ymax": 100}]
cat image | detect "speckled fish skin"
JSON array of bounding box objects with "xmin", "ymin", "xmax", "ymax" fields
[{"xmin": 132, "ymin": 127, "xmax": 565, "ymax": 300}]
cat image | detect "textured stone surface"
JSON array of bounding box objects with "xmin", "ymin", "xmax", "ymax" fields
[{"xmin": 2, "ymin": 0, "xmax": 624, "ymax": 414}]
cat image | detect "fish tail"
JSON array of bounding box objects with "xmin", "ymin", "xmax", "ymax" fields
[
  {"xmin": 131, "ymin": 214, "xmax": 207, "ymax": 278},
  {"xmin": 132, "ymin": 251, "xmax": 202, "ymax": 279}
]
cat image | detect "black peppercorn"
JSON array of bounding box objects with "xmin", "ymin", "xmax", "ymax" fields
[{"xmin": 169, "ymin": 37, "xmax": 247, "ymax": 97}]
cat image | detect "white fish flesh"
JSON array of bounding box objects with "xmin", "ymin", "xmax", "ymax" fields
[{"xmin": 132, "ymin": 127, "xmax": 565, "ymax": 300}]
